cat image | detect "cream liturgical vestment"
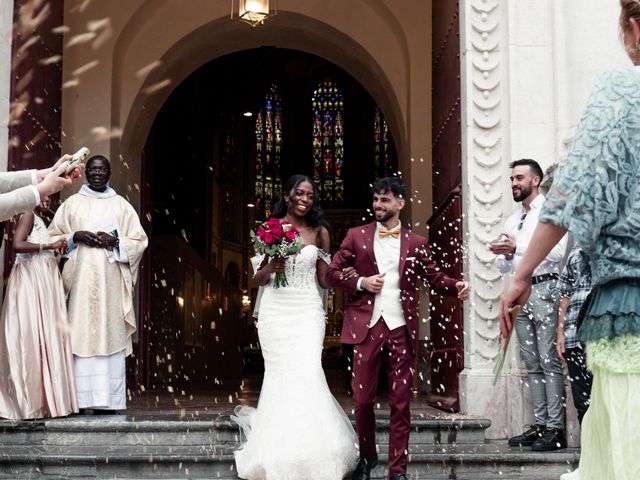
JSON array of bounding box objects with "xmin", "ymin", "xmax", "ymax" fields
[{"xmin": 48, "ymin": 185, "xmax": 147, "ymax": 409}]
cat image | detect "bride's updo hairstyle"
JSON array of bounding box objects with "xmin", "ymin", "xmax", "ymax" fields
[{"xmin": 271, "ymin": 174, "xmax": 328, "ymax": 229}]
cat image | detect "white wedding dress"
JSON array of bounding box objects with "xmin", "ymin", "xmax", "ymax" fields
[{"xmin": 233, "ymin": 245, "xmax": 358, "ymax": 480}]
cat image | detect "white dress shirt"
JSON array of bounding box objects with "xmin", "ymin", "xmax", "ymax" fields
[
  {"xmin": 363, "ymin": 221, "xmax": 407, "ymax": 330},
  {"xmin": 495, "ymin": 194, "xmax": 568, "ymax": 276}
]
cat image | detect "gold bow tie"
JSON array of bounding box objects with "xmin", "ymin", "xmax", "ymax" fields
[{"xmin": 379, "ymin": 226, "xmax": 400, "ymax": 238}]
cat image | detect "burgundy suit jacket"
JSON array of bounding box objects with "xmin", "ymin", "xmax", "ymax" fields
[{"xmin": 325, "ymin": 222, "xmax": 459, "ymax": 352}]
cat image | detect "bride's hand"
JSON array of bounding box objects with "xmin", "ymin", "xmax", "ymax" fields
[
  {"xmin": 340, "ymin": 266, "xmax": 358, "ymax": 280},
  {"xmin": 267, "ymin": 258, "xmax": 286, "ymax": 274}
]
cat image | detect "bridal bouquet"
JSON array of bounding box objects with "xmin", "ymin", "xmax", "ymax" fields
[{"xmin": 250, "ymin": 218, "xmax": 304, "ymax": 288}]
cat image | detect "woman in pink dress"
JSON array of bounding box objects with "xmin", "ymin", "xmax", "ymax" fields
[{"xmin": 0, "ymin": 196, "xmax": 78, "ymax": 419}]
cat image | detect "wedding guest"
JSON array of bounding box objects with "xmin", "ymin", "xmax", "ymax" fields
[
  {"xmin": 556, "ymin": 246, "xmax": 593, "ymax": 422},
  {"xmin": 0, "ymin": 196, "xmax": 77, "ymax": 419},
  {"xmin": 489, "ymin": 159, "xmax": 568, "ymax": 451},
  {"xmin": 556, "ymin": 245, "xmax": 593, "ymax": 480},
  {"xmin": 0, "ymin": 154, "xmax": 84, "ymax": 222},
  {"xmin": 48, "ymin": 155, "xmax": 147, "ymax": 414},
  {"xmin": 500, "ymin": 2, "xmax": 640, "ymax": 478}
]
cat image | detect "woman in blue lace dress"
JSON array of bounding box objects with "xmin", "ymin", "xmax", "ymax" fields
[{"xmin": 500, "ymin": 2, "xmax": 640, "ymax": 479}]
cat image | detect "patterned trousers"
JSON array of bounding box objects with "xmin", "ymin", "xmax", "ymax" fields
[{"xmin": 514, "ymin": 279, "xmax": 565, "ymax": 429}]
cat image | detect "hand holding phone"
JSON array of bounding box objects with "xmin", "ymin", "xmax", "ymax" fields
[
  {"xmin": 490, "ymin": 234, "xmax": 508, "ymax": 246},
  {"xmin": 63, "ymin": 147, "xmax": 91, "ymax": 175}
]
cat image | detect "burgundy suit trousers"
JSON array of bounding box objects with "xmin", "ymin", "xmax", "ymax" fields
[{"xmin": 352, "ymin": 319, "xmax": 414, "ymax": 475}]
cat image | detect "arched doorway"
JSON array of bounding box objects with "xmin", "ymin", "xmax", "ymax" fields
[{"xmin": 140, "ymin": 48, "xmax": 398, "ymax": 392}]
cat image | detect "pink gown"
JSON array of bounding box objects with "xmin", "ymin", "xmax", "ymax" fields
[{"xmin": 0, "ymin": 214, "xmax": 77, "ymax": 419}]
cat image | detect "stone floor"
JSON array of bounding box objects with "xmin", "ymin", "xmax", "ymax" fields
[
  {"xmin": 0, "ymin": 370, "xmax": 579, "ymax": 479},
  {"xmin": 124, "ymin": 370, "xmax": 469, "ymax": 420}
]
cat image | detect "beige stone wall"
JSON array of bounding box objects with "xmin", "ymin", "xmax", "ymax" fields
[{"xmin": 60, "ymin": 0, "xmax": 435, "ymax": 225}]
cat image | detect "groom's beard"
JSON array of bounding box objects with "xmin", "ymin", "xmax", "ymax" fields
[{"xmin": 375, "ymin": 210, "xmax": 395, "ymax": 223}]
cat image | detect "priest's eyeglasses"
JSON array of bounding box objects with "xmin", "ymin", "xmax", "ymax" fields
[{"xmin": 87, "ymin": 166, "xmax": 109, "ymax": 173}]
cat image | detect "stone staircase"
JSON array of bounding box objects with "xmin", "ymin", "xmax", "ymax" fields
[{"xmin": 0, "ymin": 414, "xmax": 579, "ymax": 479}]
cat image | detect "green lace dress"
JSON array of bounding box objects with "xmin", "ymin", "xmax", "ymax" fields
[
  {"xmin": 539, "ymin": 66, "xmax": 640, "ymax": 374},
  {"xmin": 539, "ymin": 66, "xmax": 640, "ymax": 480}
]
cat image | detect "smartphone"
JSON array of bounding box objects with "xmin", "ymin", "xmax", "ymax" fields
[
  {"xmin": 63, "ymin": 147, "xmax": 91, "ymax": 175},
  {"xmin": 490, "ymin": 234, "xmax": 507, "ymax": 246}
]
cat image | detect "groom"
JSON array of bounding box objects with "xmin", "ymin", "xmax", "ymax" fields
[{"xmin": 326, "ymin": 177, "xmax": 470, "ymax": 480}]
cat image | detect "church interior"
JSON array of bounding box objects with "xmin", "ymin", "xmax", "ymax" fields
[{"xmin": 139, "ymin": 47, "xmax": 399, "ymax": 397}]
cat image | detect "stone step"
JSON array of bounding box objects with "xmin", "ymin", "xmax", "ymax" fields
[
  {"xmin": 0, "ymin": 413, "xmax": 491, "ymax": 447},
  {"xmin": 0, "ymin": 443, "xmax": 579, "ymax": 479}
]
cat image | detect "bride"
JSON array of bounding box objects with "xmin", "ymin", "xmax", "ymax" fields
[{"xmin": 233, "ymin": 175, "xmax": 358, "ymax": 480}]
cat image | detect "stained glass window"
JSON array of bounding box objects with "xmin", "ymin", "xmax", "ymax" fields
[
  {"xmin": 373, "ymin": 107, "xmax": 392, "ymax": 178},
  {"xmin": 312, "ymin": 79, "xmax": 344, "ymax": 206},
  {"xmin": 254, "ymin": 84, "xmax": 282, "ymax": 220},
  {"xmin": 222, "ymin": 126, "xmax": 241, "ymax": 242}
]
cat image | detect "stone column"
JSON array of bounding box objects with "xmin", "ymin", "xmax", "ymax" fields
[{"xmin": 458, "ymin": 0, "xmax": 528, "ymax": 440}]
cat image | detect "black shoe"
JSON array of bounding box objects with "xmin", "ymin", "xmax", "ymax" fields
[
  {"xmin": 93, "ymin": 409, "xmax": 117, "ymax": 415},
  {"xmin": 508, "ymin": 424, "xmax": 545, "ymax": 447},
  {"xmin": 390, "ymin": 475, "xmax": 409, "ymax": 480},
  {"xmin": 351, "ymin": 457, "xmax": 378, "ymax": 480},
  {"xmin": 531, "ymin": 427, "xmax": 567, "ymax": 451}
]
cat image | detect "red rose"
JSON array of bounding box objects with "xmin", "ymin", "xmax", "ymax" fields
[
  {"xmin": 263, "ymin": 231, "xmax": 275, "ymax": 245},
  {"xmin": 270, "ymin": 225, "xmax": 284, "ymax": 240},
  {"xmin": 289, "ymin": 225, "xmax": 300, "ymax": 236},
  {"xmin": 284, "ymin": 231, "xmax": 297, "ymax": 242},
  {"xmin": 265, "ymin": 217, "xmax": 281, "ymax": 230},
  {"xmin": 256, "ymin": 226, "xmax": 267, "ymax": 240}
]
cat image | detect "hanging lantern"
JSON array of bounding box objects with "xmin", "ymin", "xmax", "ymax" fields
[{"xmin": 230, "ymin": 0, "xmax": 277, "ymax": 28}]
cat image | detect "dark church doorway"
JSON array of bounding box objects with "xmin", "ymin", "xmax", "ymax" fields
[{"xmin": 138, "ymin": 48, "xmax": 398, "ymax": 394}]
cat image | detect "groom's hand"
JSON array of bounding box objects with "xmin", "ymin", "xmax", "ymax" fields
[
  {"xmin": 455, "ymin": 281, "xmax": 471, "ymax": 300},
  {"xmin": 362, "ymin": 273, "xmax": 385, "ymax": 293}
]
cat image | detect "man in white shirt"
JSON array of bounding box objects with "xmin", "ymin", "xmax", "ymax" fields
[{"xmin": 490, "ymin": 159, "xmax": 568, "ymax": 451}]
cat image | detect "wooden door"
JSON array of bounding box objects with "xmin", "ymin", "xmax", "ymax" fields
[
  {"xmin": 4, "ymin": 0, "xmax": 63, "ymax": 277},
  {"xmin": 427, "ymin": 0, "xmax": 464, "ymax": 411}
]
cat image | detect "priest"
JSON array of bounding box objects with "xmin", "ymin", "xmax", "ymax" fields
[{"xmin": 48, "ymin": 155, "xmax": 148, "ymax": 413}]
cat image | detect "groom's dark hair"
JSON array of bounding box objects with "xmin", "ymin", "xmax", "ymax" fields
[{"xmin": 373, "ymin": 176, "xmax": 406, "ymax": 199}]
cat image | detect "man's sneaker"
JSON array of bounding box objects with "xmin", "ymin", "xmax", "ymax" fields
[
  {"xmin": 531, "ymin": 427, "xmax": 567, "ymax": 451},
  {"xmin": 508, "ymin": 424, "xmax": 545, "ymax": 447},
  {"xmin": 560, "ymin": 468, "xmax": 580, "ymax": 480}
]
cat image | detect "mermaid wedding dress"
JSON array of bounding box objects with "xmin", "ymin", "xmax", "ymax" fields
[{"xmin": 233, "ymin": 245, "xmax": 358, "ymax": 480}]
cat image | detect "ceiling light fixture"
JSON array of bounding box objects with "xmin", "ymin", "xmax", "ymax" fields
[{"xmin": 230, "ymin": 0, "xmax": 277, "ymax": 28}]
